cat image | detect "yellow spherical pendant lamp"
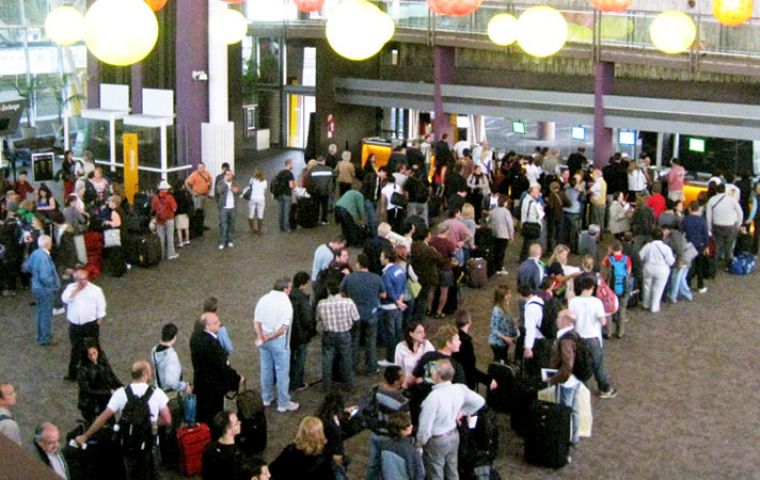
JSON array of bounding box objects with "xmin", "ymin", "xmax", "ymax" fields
[
  {"xmin": 487, "ymin": 13, "xmax": 518, "ymax": 46},
  {"xmin": 45, "ymin": 6, "xmax": 85, "ymax": 46},
  {"xmin": 210, "ymin": 9, "xmax": 249, "ymax": 45},
  {"xmin": 516, "ymin": 6, "xmax": 568, "ymax": 58},
  {"xmin": 84, "ymin": 0, "xmax": 159, "ymax": 66},
  {"xmin": 649, "ymin": 11, "xmax": 696, "ymax": 54},
  {"xmin": 713, "ymin": 0, "xmax": 753, "ymax": 26},
  {"xmin": 326, "ymin": 0, "xmax": 395, "ymax": 61}
]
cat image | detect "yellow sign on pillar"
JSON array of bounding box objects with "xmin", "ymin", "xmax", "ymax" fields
[{"xmin": 123, "ymin": 133, "xmax": 139, "ymax": 204}]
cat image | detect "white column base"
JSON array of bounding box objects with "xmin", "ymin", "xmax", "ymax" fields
[{"xmin": 202, "ymin": 122, "xmax": 235, "ymax": 182}]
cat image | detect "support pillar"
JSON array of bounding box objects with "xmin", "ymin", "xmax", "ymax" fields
[
  {"xmin": 130, "ymin": 63, "xmax": 142, "ymax": 113},
  {"xmin": 433, "ymin": 46, "xmax": 455, "ymax": 142},
  {"xmin": 85, "ymin": 0, "xmax": 100, "ymax": 109},
  {"xmin": 537, "ymin": 121, "xmax": 556, "ymax": 141},
  {"xmin": 175, "ymin": 0, "xmax": 209, "ymax": 169},
  {"xmin": 593, "ymin": 61, "xmax": 614, "ymax": 168}
]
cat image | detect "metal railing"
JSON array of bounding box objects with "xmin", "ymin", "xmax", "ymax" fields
[{"xmin": 253, "ymin": 0, "xmax": 760, "ymax": 60}]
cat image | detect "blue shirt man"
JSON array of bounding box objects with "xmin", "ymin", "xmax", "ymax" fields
[{"xmin": 26, "ymin": 235, "xmax": 61, "ymax": 346}]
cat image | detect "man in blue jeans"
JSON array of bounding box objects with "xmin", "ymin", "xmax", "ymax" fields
[
  {"xmin": 273, "ymin": 159, "xmax": 296, "ymax": 232},
  {"xmin": 26, "ymin": 235, "xmax": 61, "ymax": 346},
  {"xmin": 254, "ymin": 278, "xmax": 300, "ymax": 413},
  {"xmin": 316, "ymin": 276, "xmax": 360, "ymax": 391},
  {"xmin": 379, "ymin": 248, "xmax": 408, "ymax": 364},
  {"xmin": 341, "ymin": 253, "xmax": 386, "ymax": 375},
  {"xmin": 216, "ymin": 169, "xmax": 239, "ymax": 250}
]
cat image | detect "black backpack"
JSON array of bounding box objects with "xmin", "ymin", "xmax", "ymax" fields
[
  {"xmin": 406, "ymin": 175, "xmax": 430, "ymax": 203},
  {"xmin": 117, "ymin": 385, "xmax": 154, "ymax": 454},
  {"xmin": 538, "ymin": 296, "xmax": 561, "ymax": 340},
  {"xmin": 561, "ymin": 332, "xmax": 594, "ymax": 382},
  {"xmin": 269, "ymin": 170, "xmax": 290, "ymax": 197}
]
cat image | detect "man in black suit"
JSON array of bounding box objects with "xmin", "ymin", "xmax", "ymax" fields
[
  {"xmin": 32, "ymin": 422, "xmax": 74, "ymax": 480},
  {"xmin": 190, "ymin": 312, "xmax": 243, "ymax": 425}
]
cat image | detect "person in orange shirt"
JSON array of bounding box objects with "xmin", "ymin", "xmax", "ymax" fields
[{"xmin": 184, "ymin": 163, "xmax": 212, "ymax": 210}]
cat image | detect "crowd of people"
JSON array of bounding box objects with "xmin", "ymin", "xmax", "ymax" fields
[{"xmin": 0, "ymin": 136, "xmax": 757, "ymax": 480}]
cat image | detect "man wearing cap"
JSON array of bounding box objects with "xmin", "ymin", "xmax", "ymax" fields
[{"xmin": 151, "ymin": 180, "xmax": 179, "ymax": 260}]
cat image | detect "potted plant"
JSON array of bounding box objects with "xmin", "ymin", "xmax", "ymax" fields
[{"xmin": 14, "ymin": 74, "xmax": 50, "ymax": 139}]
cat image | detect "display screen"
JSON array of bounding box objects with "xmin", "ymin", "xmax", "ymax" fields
[
  {"xmin": 619, "ymin": 130, "xmax": 636, "ymax": 145},
  {"xmin": 571, "ymin": 126, "xmax": 585, "ymax": 140},
  {"xmin": 689, "ymin": 138, "xmax": 705, "ymax": 153},
  {"xmin": 512, "ymin": 120, "xmax": 526, "ymax": 135}
]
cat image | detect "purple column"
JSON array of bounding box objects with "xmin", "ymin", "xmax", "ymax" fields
[
  {"xmin": 86, "ymin": 0, "xmax": 99, "ymax": 108},
  {"xmin": 433, "ymin": 46, "xmax": 455, "ymax": 142},
  {"xmin": 175, "ymin": 0, "xmax": 209, "ymax": 168},
  {"xmin": 130, "ymin": 63, "xmax": 142, "ymax": 113},
  {"xmin": 593, "ymin": 61, "xmax": 614, "ymax": 168}
]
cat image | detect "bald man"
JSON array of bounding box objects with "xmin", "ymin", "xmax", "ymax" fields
[
  {"xmin": 76, "ymin": 361, "xmax": 171, "ymax": 480},
  {"xmin": 33, "ymin": 422, "xmax": 71, "ymax": 479},
  {"xmin": 26, "ymin": 235, "xmax": 61, "ymax": 346}
]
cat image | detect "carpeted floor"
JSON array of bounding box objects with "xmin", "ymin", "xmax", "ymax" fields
[{"xmin": 1, "ymin": 149, "xmax": 758, "ymax": 479}]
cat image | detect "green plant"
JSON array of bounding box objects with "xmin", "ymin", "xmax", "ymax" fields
[
  {"xmin": 49, "ymin": 72, "xmax": 87, "ymax": 124},
  {"xmin": 14, "ymin": 74, "xmax": 50, "ymax": 127}
]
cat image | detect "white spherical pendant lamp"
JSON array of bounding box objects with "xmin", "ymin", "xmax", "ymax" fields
[
  {"xmin": 210, "ymin": 9, "xmax": 248, "ymax": 45},
  {"xmin": 487, "ymin": 13, "xmax": 518, "ymax": 46},
  {"xmin": 326, "ymin": 0, "xmax": 395, "ymax": 61},
  {"xmin": 517, "ymin": 6, "xmax": 568, "ymax": 58},
  {"xmin": 649, "ymin": 11, "xmax": 696, "ymax": 54},
  {"xmin": 84, "ymin": 0, "xmax": 159, "ymax": 66},
  {"xmin": 45, "ymin": 6, "xmax": 85, "ymax": 46}
]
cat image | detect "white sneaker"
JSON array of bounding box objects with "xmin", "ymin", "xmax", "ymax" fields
[
  {"xmin": 227, "ymin": 242, "xmax": 234, "ymax": 248},
  {"xmin": 218, "ymin": 245, "xmax": 224, "ymax": 250},
  {"xmin": 168, "ymin": 254, "xmax": 179, "ymax": 260},
  {"xmin": 52, "ymin": 308, "xmax": 65, "ymax": 316},
  {"xmin": 698, "ymin": 287, "xmax": 708, "ymax": 294},
  {"xmin": 496, "ymin": 269, "xmax": 509, "ymax": 275},
  {"xmin": 377, "ymin": 359, "xmax": 393, "ymax": 367},
  {"xmin": 277, "ymin": 401, "xmax": 300, "ymax": 413}
]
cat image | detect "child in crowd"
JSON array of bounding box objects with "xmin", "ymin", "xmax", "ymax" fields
[{"xmin": 603, "ymin": 240, "xmax": 632, "ymax": 338}]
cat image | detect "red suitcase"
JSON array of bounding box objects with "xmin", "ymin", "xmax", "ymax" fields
[{"xmin": 177, "ymin": 423, "xmax": 211, "ymax": 476}]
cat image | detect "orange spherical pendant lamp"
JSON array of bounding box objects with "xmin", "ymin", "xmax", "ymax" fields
[
  {"xmin": 144, "ymin": 0, "xmax": 169, "ymax": 12},
  {"xmin": 428, "ymin": 0, "xmax": 483, "ymax": 17},
  {"xmin": 713, "ymin": 0, "xmax": 753, "ymax": 26},
  {"xmin": 295, "ymin": 0, "xmax": 325, "ymax": 12},
  {"xmin": 591, "ymin": 0, "xmax": 632, "ymax": 13}
]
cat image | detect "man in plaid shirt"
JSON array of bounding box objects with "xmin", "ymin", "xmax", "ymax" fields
[{"xmin": 317, "ymin": 276, "xmax": 360, "ymax": 391}]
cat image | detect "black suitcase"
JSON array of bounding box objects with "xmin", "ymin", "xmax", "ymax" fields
[
  {"xmin": 475, "ymin": 227, "xmax": 495, "ymax": 276},
  {"xmin": 124, "ymin": 233, "xmax": 161, "ymax": 268},
  {"xmin": 734, "ymin": 231, "xmax": 753, "ymax": 255},
  {"xmin": 296, "ymin": 197, "xmax": 319, "ymax": 229},
  {"xmin": 524, "ymin": 399, "xmax": 572, "ymax": 468},
  {"xmin": 486, "ymin": 362, "xmax": 520, "ymax": 414},
  {"xmin": 189, "ymin": 209, "xmax": 205, "ymax": 239},
  {"xmin": 510, "ymin": 378, "xmax": 539, "ymax": 437}
]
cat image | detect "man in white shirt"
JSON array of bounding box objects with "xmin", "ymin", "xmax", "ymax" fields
[
  {"xmin": 0, "ymin": 383, "xmax": 21, "ymax": 446},
  {"xmin": 216, "ymin": 169, "xmax": 240, "ymax": 250},
  {"xmin": 520, "ymin": 184, "xmax": 545, "ymax": 261},
  {"xmin": 75, "ymin": 361, "xmax": 171, "ymax": 480},
  {"xmin": 569, "ymin": 274, "xmax": 617, "ymax": 399},
  {"xmin": 33, "ymin": 422, "xmax": 71, "ymax": 479},
  {"xmin": 520, "ymin": 285, "xmax": 549, "ymax": 379},
  {"xmin": 706, "ymin": 183, "xmax": 744, "ymax": 271},
  {"xmin": 253, "ymin": 278, "xmax": 300, "ymax": 413},
  {"xmin": 417, "ymin": 359, "xmax": 485, "ymax": 480},
  {"xmin": 61, "ymin": 268, "xmax": 107, "ymax": 381}
]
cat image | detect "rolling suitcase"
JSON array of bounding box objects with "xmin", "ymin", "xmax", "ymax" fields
[
  {"xmin": 237, "ymin": 388, "xmax": 268, "ymax": 456},
  {"xmin": 189, "ymin": 209, "xmax": 205, "ymax": 239},
  {"xmin": 124, "ymin": 233, "xmax": 162, "ymax": 268},
  {"xmin": 486, "ymin": 362, "xmax": 520, "ymax": 414},
  {"xmin": 524, "ymin": 400, "xmax": 572, "ymax": 468},
  {"xmin": 297, "ymin": 196, "xmax": 319, "ymax": 229},
  {"xmin": 510, "ymin": 377, "xmax": 539, "ymax": 437},
  {"xmin": 177, "ymin": 423, "xmax": 211, "ymax": 476},
  {"xmin": 466, "ymin": 257, "xmax": 488, "ymax": 288}
]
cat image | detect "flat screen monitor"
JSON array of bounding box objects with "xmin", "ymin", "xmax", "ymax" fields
[
  {"xmin": 689, "ymin": 137, "xmax": 706, "ymax": 153},
  {"xmin": 512, "ymin": 120, "xmax": 526, "ymax": 135},
  {"xmin": 618, "ymin": 130, "xmax": 636, "ymax": 146},
  {"xmin": 571, "ymin": 126, "xmax": 585, "ymax": 141}
]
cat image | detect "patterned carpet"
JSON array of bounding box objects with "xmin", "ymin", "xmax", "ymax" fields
[{"xmin": 1, "ymin": 149, "xmax": 758, "ymax": 479}]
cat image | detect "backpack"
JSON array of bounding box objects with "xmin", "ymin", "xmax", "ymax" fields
[
  {"xmin": 596, "ymin": 275, "xmax": 619, "ymax": 315},
  {"xmin": 538, "ymin": 296, "xmax": 561, "ymax": 340},
  {"xmin": 560, "ymin": 331, "xmax": 594, "ymax": 382},
  {"xmin": 729, "ymin": 252, "xmax": 756, "ymax": 275},
  {"xmin": 269, "ymin": 170, "xmax": 290, "ymax": 197},
  {"xmin": 237, "ymin": 388, "xmax": 267, "ymax": 455},
  {"xmin": 406, "ymin": 175, "xmax": 430, "ymax": 203},
  {"xmin": 356, "ymin": 386, "xmax": 381, "ymax": 433},
  {"xmin": 607, "ymin": 254, "xmax": 629, "ymax": 296},
  {"xmin": 117, "ymin": 385, "xmax": 155, "ymax": 454}
]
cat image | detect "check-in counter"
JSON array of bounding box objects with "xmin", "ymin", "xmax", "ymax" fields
[
  {"xmin": 361, "ymin": 138, "xmax": 392, "ymax": 169},
  {"xmin": 683, "ymin": 181, "xmax": 709, "ymax": 206}
]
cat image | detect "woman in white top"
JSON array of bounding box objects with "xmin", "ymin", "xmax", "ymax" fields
[
  {"xmin": 627, "ymin": 161, "xmax": 649, "ymax": 196},
  {"xmin": 394, "ymin": 322, "xmax": 434, "ymax": 385},
  {"xmin": 639, "ymin": 227, "xmax": 675, "ymax": 314},
  {"xmin": 245, "ymin": 169, "xmax": 268, "ymax": 234}
]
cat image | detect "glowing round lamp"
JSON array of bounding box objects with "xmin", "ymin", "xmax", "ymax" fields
[
  {"xmin": 649, "ymin": 11, "xmax": 696, "ymax": 54},
  {"xmin": 144, "ymin": 0, "xmax": 169, "ymax": 12},
  {"xmin": 428, "ymin": 0, "xmax": 483, "ymax": 17},
  {"xmin": 45, "ymin": 6, "xmax": 84, "ymax": 46},
  {"xmin": 591, "ymin": 0, "xmax": 632, "ymax": 13},
  {"xmin": 210, "ymin": 9, "xmax": 248, "ymax": 45},
  {"xmin": 487, "ymin": 14, "xmax": 518, "ymax": 46},
  {"xmin": 84, "ymin": 0, "xmax": 158, "ymax": 67},
  {"xmin": 713, "ymin": 0, "xmax": 753, "ymax": 26},
  {"xmin": 295, "ymin": 0, "xmax": 325, "ymax": 12},
  {"xmin": 516, "ymin": 6, "xmax": 568, "ymax": 58},
  {"xmin": 326, "ymin": 0, "xmax": 394, "ymax": 61}
]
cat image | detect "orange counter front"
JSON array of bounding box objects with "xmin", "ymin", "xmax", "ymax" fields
[
  {"xmin": 684, "ymin": 183, "xmax": 708, "ymax": 206},
  {"xmin": 361, "ymin": 140, "xmax": 392, "ymax": 169}
]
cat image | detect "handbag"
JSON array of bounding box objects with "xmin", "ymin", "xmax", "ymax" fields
[
  {"xmin": 683, "ymin": 241, "xmax": 699, "ymax": 266},
  {"xmin": 522, "ymin": 221, "xmax": 541, "ymax": 239},
  {"xmin": 103, "ymin": 228, "xmax": 121, "ymax": 248},
  {"xmin": 391, "ymin": 190, "xmax": 408, "ymax": 208},
  {"xmin": 241, "ymin": 179, "xmax": 253, "ymax": 201},
  {"xmin": 407, "ymin": 278, "xmax": 422, "ymax": 299}
]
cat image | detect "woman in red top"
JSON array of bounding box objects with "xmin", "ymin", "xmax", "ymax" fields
[{"xmin": 151, "ymin": 180, "xmax": 178, "ymax": 260}]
